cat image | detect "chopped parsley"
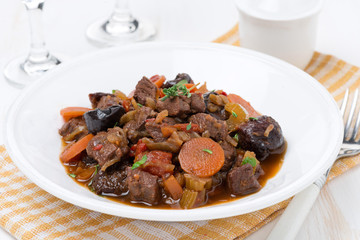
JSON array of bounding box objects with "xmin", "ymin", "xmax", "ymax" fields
[
  {"xmin": 137, "ymin": 103, "xmax": 143, "ymax": 107},
  {"xmin": 249, "ymin": 117, "xmax": 258, "ymax": 121},
  {"xmin": 241, "ymin": 157, "xmax": 257, "ymax": 167},
  {"xmin": 233, "ymin": 133, "xmax": 239, "ymax": 142},
  {"xmin": 131, "ymin": 154, "xmax": 148, "ymax": 169},
  {"xmin": 161, "ymin": 80, "xmax": 191, "ymax": 101},
  {"xmin": 112, "ymin": 89, "xmax": 116, "ymax": 94},
  {"xmin": 94, "ymin": 164, "xmax": 99, "ymax": 176},
  {"xmin": 186, "ymin": 122, "xmax": 192, "ymax": 131},
  {"xmin": 232, "ymin": 111, "xmax": 238, "ymax": 118},
  {"xmin": 68, "ymin": 173, "xmax": 76, "ymax": 178},
  {"xmin": 114, "ymin": 122, "xmax": 119, "ymax": 127},
  {"xmin": 202, "ymin": 149, "xmax": 213, "ymax": 154}
]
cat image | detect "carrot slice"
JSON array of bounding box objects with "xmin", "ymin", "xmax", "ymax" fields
[
  {"xmin": 179, "ymin": 138, "xmax": 224, "ymax": 177},
  {"xmin": 60, "ymin": 107, "xmax": 92, "ymax": 122},
  {"xmin": 227, "ymin": 94, "xmax": 260, "ymax": 118},
  {"xmin": 150, "ymin": 75, "xmax": 166, "ymax": 88},
  {"xmin": 60, "ymin": 134, "xmax": 94, "ymax": 163}
]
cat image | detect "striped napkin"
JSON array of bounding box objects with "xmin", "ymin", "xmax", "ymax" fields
[{"xmin": 1, "ymin": 24, "xmax": 360, "ymax": 240}]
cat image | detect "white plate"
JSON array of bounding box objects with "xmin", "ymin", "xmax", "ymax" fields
[{"xmin": 4, "ymin": 42, "xmax": 343, "ymax": 221}]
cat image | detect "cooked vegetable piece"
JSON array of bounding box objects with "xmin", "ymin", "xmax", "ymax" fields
[
  {"xmin": 184, "ymin": 174, "xmax": 212, "ymax": 191},
  {"xmin": 227, "ymin": 93, "xmax": 259, "ymax": 118},
  {"xmin": 179, "ymin": 189, "xmax": 198, "ymax": 209},
  {"xmin": 60, "ymin": 107, "xmax": 92, "ymax": 122},
  {"xmin": 136, "ymin": 150, "xmax": 175, "ymax": 176},
  {"xmin": 84, "ymin": 105, "xmax": 126, "ymax": 134},
  {"xmin": 60, "ymin": 134, "xmax": 94, "ymax": 163},
  {"xmin": 179, "ymin": 137, "xmax": 225, "ymax": 177},
  {"xmin": 225, "ymin": 102, "xmax": 248, "ymax": 132},
  {"xmin": 112, "ymin": 90, "xmax": 128, "ymax": 100},
  {"xmin": 163, "ymin": 175, "xmax": 183, "ymax": 200},
  {"xmin": 150, "ymin": 75, "xmax": 166, "ymax": 88},
  {"xmin": 142, "ymin": 131, "xmax": 183, "ymax": 153}
]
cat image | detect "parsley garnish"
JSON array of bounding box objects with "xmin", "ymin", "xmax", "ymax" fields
[
  {"xmin": 161, "ymin": 80, "xmax": 191, "ymax": 101},
  {"xmin": 249, "ymin": 117, "xmax": 258, "ymax": 121},
  {"xmin": 94, "ymin": 164, "xmax": 99, "ymax": 176},
  {"xmin": 232, "ymin": 111, "xmax": 238, "ymax": 118},
  {"xmin": 233, "ymin": 133, "xmax": 239, "ymax": 142},
  {"xmin": 241, "ymin": 157, "xmax": 257, "ymax": 167},
  {"xmin": 202, "ymin": 149, "xmax": 213, "ymax": 154},
  {"xmin": 137, "ymin": 103, "xmax": 143, "ymax": 107},
  {"xmin": 132, "ymin": 154, "xmax": 148, "ymax": 169},
  {"xmin": 114, "ymin": 122, "xmax": 119, "ymax": 127},
  {"xmin": 112, "ymin": 90, "xmax": 116, "ymax": 94},
  {"xmin": 186, "ymin": 122, "xmax": 192, "ymax": 131},
  {"xmin": 68, "ymin": 173, "xmax": 76, "ymax": 178}
]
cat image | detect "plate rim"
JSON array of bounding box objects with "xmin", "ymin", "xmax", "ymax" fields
[{"xmin": 4, "ymin": 42, "xmax": 344, "ymax": 221}]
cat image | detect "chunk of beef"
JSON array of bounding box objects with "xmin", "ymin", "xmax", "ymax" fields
[
  {"xmin": 126, "ymin": 167, "xmax": 160, "ymax": 205},
  {"xmin": 237, "ymin": 116, "xmax": 285, "ymax": 161},
  {"xmin": 145, "ymin": 120, "xmax": 167, "ymax": 142},
  {"xmin": 89, "ymin": 92, "xmax": 121, "ymax": 109},
  {"xmin": 163, "ymin": 73, "xmax": 194, "ymax": 88},
  {"xmin": 227, "ymin": 163, "xmax": 262, "ymax": 195},
  {"xmin": 220, "ymin": 140, "xmax": 237, "ymax": 171},
  {"xmin": 232, "ymin": 153, "xmax": 265, "ymax": 179},
  {"xmin": 123, "ymin": 107, "xmax": 156, "ymax": 143},
  {"xmin": 59, "ymin": 117, "xmax": 88, "ymax": 141},
  {"xmin": 86, "ymin": 127, "xmax": 129, "ymax": 170},
  {"xmin": 91, "ymin": 168, "xmax": 128, "ymax": 195},
  {"xmin": 190, "ymin": 93, "xmax": 206, "ymax": 113},
  {"xmin": 156, "ymin": 94, "xmax": 205, "ymax": 119},
  {"xmin": 189, "ymin": 113, "xmax": 227, "ymax": 141},
  {"xmin": 133, "ymin": 77, "xmax": 157, "ymax": 105},
  {"xmin": 97, "ymin": 95, "xmax": 122, "ymax": 109}
]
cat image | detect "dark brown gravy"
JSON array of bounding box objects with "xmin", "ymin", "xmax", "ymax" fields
[{"xmin": 62, "ymin": 143, "xmax": 286, "ymax": 209}]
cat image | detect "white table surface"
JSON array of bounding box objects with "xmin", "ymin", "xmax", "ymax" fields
[{"xmin": 1, "ymin": 0, "xmax": 360, "ymax": 239}]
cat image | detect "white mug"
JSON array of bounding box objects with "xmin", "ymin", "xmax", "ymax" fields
[{"xmin": 234, "ymin": 0, "xmax": 323, "ymax": 69}]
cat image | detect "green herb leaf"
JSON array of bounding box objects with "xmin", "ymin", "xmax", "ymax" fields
[
  {"xmin": 241, "ymin": 157, "xmax": 257, "ymax": 167},
  {"xmin": 132, "ymin": 154, "xmax": 147, "ymax": 170},
  {"xmin": 137, "ymin": 103, "xmax": 143, "ymax": 107},
  {"xmin": 202, "ymin": 149, "xmax": 213, "ymax": 154},
  {"xmin": 94, "ymin": 164, "xmax": 99, "ymax": 176},
  {"xmin": 249, "ymin": 117, "xmax": 258, "ymax": 121},
  {"xmin": 233, "ymin": 133, "xmax": 239, "ymax": 142},
  {"xmin": 186, "ymin": 122, "xmax": 192, "ymax": 131},
  {"xmin": 161, "ymin": 80, "xmax": 192, "ymax": 101},
  {"xmin": 175, "ymin": 79, "xmax": 188, "ymax": 86},
  {"xmin": 68, "ymin": 173, "xmax": 76, "ymax": 178},
  {"xmin": 114, "ymin": 122, "xmax": 119, "ymax": 127},
  {"xmin": 112, "ymin": 90, "xmax": 116, "ymax": 94},
  {"xmin": 232, "ymin": 111, "xmax": 238, "ymax": 118}
]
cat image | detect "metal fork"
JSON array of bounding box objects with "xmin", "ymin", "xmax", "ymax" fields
[{"xmin": 267, "ymin": 88, "xmax": 360, "ymax": 240}]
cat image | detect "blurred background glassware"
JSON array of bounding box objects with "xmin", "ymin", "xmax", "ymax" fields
[
  {"xmin": 86, "ymin": 0, "xmax": 156, "ymax": 47},
  {"xmin": 3, "ymin": 0, "xmax": 61, "ymax": 88},
  {"xmin": 234, "ymin": 0, "xmax": 323, "ymax": 69}
]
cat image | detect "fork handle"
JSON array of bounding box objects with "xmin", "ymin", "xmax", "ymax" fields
[{"xmin": 266, "ymin": 183, "xmax": 320, "ymax": 240}]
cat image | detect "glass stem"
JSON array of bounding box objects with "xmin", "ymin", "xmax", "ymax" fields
[
  {"xmin": 23, "ymin": 0, "xmax": 50, "ymax": 64},
  {"xmin": 112, "ymin": 0, "xmax": 133, "ymax": 22}
]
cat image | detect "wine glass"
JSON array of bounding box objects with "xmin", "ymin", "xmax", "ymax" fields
[
  {"xmin": 86, "ymin": 0, "xmax": 156, "ymax": 47},
  {"xmin": 3, "ymin": 0, "xmax": 61, "ymax": 88}
]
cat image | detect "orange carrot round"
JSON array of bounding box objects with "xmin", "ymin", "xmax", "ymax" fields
[
  {"xmin": 60, "ymin": 107, "xmax": 92, "ymax": 122},
  {"xmin": 60, "ymin": 134, "xmax": 94, "ymax": 163},
  {"xmin": 179, "ymin": 138, "xmax": 224, "ymax": 177},
  {"xmin": 227, "ymin": 93, "xmax": 260, "ymax": 118}
]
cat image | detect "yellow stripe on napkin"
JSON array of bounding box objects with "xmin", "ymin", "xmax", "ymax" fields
[{"xmin": 1, "ymin": 25, "xmax": 360, "ymax": 240}]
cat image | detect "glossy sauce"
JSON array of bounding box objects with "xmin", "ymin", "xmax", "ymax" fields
[{"xmin": 61, "ymin": 142, "xmax": 286, "ymax": 209}]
